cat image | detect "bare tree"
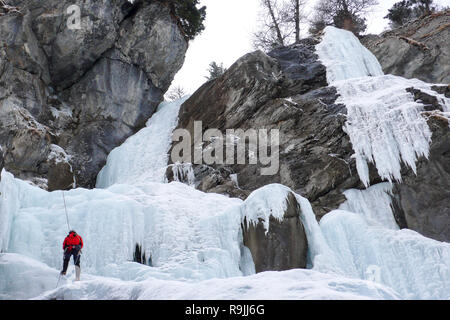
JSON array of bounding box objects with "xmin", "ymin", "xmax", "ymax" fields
[
  {"xmin": 166, "ymin": 85, "xmax": 188, "ymax": 101},
  {"xmin": 290, "ymin": 0, "xmax": 308, "ymax": 43},
  {"xmin": 253, "ymin": 0, "xmax": 308, "ymax": 51}
]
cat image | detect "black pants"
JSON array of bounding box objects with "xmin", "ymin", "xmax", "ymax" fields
[{"xmin": 62, "ymin": 248, "xmax": 81, "ymax": 273}]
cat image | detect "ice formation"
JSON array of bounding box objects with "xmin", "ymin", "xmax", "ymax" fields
[
  {"xmin": 339, "ymin": 183, "xmax": 398, "ymax": 230},
  {"xmin": 316, "ymin": 26, "xmax": 450, "ymax": 186},
  {"xmin": 320, "ymin": 210, "xmax": 450, "ymax": 300},
  {"xmin": 1, "ymin": 27, "xmax": 449, "ymax": 300},
  {"xmin": 166, "ymin": 163, "xmax": 196, "ymax": 186},
  {"xmin": 315, "ymin": 26, "xmax": 384, "ymax": 83},
  {"xmin": 96, "ymin": 96, "xmax": 189, "ymax": 188}
]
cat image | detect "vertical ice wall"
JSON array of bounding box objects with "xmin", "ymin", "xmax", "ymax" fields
[
  {"xmin": 316, "ymin": 26, "xmax": 450, "ymax": 187},
  {"xmin": 315, "ymin": 26, "xmax": 384, "ymax": 83},
  {"xmin": 0, "ymin": 171, "xmax": 21, "ymax": 252},
  {"xmin": 96, "ymin": 97, "xmax": 189, "ymax": 188},
  {"xmin": 319, "ymin": 210, "xmax": 450, "ymax": 299},
  {"xmin": 313, "ymin": 26, "xmax": 450, "ymax": 299},
  {"xmin": 339, "ymin": 183, "xmax": 398, "ymax": 230},
  {"xmin": 1, "ymin": 170, "xmax": 248, "ymax": 281}
]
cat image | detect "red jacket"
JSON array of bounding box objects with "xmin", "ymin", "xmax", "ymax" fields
[{"xmin": 63, "ymin": 232, "xmax": 83, "ymax": 251}]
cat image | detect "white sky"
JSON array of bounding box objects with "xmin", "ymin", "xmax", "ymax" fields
[{"xmin": 169, "ymin": 0, "xmax": 446, "ymax": 94}]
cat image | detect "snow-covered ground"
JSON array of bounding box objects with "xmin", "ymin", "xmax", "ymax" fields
[{"xmin": 1, "ymin": 27, "xmax": 449, "ymax": 300}]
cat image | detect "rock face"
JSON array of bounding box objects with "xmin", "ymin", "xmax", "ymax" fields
[
  {"xmin": 242, "ymin": 192, "xmax": 308, "ymax": 273},
  {"xmin": 0, "ymin": 0, "xmax": 188, "ymax": 189},
  {"xmin": 362, "ymin": 10, "xmax": 450, "ymax": 84},
  {"xmin": 170, "ymin": 35, "xmax": 450, "ymax": 245},
  {"xmin": 391, "ymin": 113, "xmax": 450, "ymax": 242},
  {"xmin": 171, "ymin": 39, "xmax": 372, "ymax": 219}
]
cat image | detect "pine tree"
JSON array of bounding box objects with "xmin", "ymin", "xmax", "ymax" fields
[
  {"xmin": 206, "ymin": 62, "xmax": 227, "ymax": 81},
  {"xmin": 138, "ymin": 0, "xmax": 206, "ymax": 40},
  {"xmin": 385, "ymin": 1, "xmax": 414, "ymax": 28},
  {"xmin": 168, "ymin": 0, "xmax": 207, "ymax": 40},
  {"xmin": 385, "ymin": 0, "xmax": 437, "ymax": 29}
]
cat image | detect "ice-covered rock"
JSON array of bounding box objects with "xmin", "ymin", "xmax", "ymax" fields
[
  {"xmin": 240, "ymin": 185, "xmax": 308, "ymax": 272},
  {"xmin": 316, "ymin": 27, "xmax": 450, "ymax": 189}
]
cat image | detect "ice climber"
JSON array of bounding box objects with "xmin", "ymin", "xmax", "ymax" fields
[{"xmin": 60, "ymin": 230, "xmax": 84, "ymax": 281}]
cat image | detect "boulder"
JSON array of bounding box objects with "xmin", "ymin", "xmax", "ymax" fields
[
  {"xmin": 242, "ymin": 192, "xmax": 308, "ymax": 273},
  {"xmin": 391, "ymin": 113, "xmax": 450, "ymax": 242}
]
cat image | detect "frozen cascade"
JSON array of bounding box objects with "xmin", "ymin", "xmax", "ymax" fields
[
  {"xmin": 167, "ymin": 163, "xmax": 196, "ymax": 186},
  {"xmin": 316, "ymin": 26, "xmax": 450, "ymax": 187},
  {"xmin": 315, "ymin": 26, "xmax": 384, "ymax": 83},
  {"xmin": 325, "ymin": 182, "xmax": 450, "ymax": 299},
  {"xmin": 311, "ymin": 26, "xmax": 450, "ymax": 299},
  {"xmin": 339, "ymin": 183, "xmax": 398, "ymax": 230},
  {"xmin": 1, "ymin": 170, "xmax": 245, "ymax": 281},
  {"xmin": 319, "ymin": 210, "xmax": 450, "ymax": 299},
  {"xmin": 1, "ymin": 170, "xmax": 404, "ymax": 300},
  {"xmin": 96, "ymin": 96, "xmax": 190, "ymax": 188}
]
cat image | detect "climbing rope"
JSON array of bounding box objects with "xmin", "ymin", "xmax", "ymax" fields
[{"xmin": 62, "ymin": 191, "xmax": 71, "ymax": 232}]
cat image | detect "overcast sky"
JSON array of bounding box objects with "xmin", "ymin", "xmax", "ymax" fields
[{"xmin": 168, "ymin": 0, "xmax": 444, "ymax": 95}]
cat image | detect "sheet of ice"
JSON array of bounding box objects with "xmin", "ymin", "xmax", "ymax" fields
[
  {"xmin": 315, "ymin": 26, "xmax": 384, "ymax": 83},
  {"xmin": 1, "ymin": 170, "xmax": 449, "ymax": 300},
  {"xmin": 96, "ymin": 97, "xmax": 189, "ymax": 188},
  {"xmin": 316, "ymin": 27, "xmax": 450, "ymax": 186},
  {"xmin": 337, "ymin": 75, "xmax": 444, "ymax": 186},
  {"xmin": 339, "ymin": 183, "xmax": 399, "ymax": 230},
  {"xmin": 166, "ymin": 163, "xmax": 196, "ymax": 186},
  {"xmin": 2, "ymin": 170, "xmax": 245, "ymax": 282},
  {"xmin": 319, "ymin": 210, "xmax": 450, "ymax": 300}
]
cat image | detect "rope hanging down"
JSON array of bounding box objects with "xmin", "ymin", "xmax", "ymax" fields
[{"xmin": 62, "ymin": 191, "xmax": 71, "ymax": 232}]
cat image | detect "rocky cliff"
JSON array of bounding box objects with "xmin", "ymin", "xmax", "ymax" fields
[
  {"xmin": 362, "ymin": 10, "xmax": 450, "ymax": 84},
  {"xmin": 168, "ymin": 29, "xmax": 449, "ymax": 258},
  {"xmin": 0, "ymin": 0, "xmax": 188, "ymax": 189}
]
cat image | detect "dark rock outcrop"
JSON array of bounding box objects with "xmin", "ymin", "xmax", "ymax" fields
[
  {"xmin": 0, "ymin": 0, "xmax": 188, "ymax": 189},
  {"xmin": 242, "ymin": 192, "xmax": 308, "ymax": 273},
  {"xmin": 391, "ymin": 113, "xmax": 450, "ymax": 242},
  {"xmin": 361, "ymin": 10, "xmax": 450, "ymax": 84}
]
